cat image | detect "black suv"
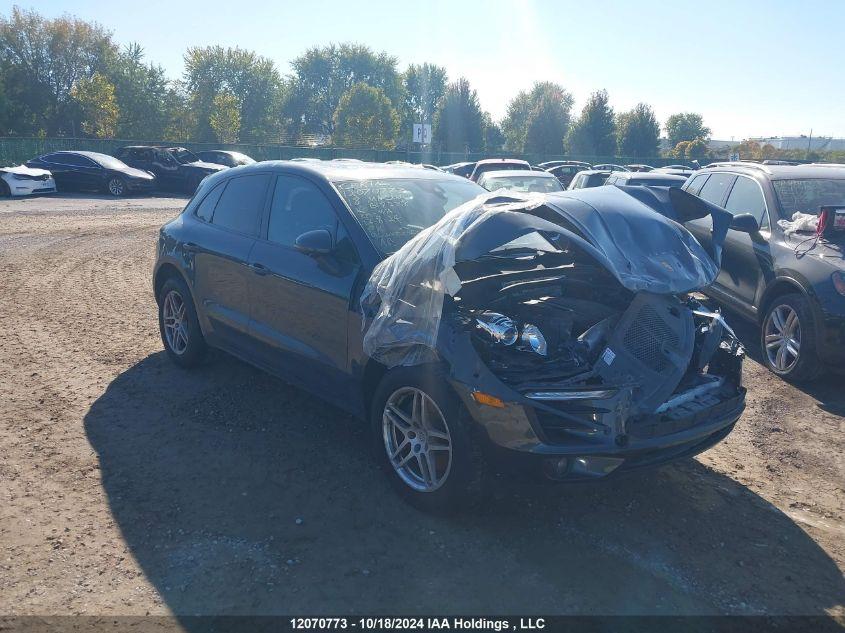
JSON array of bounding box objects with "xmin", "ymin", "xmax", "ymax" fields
[
  {"xmin": 681, "ymin": 162, "xmax": 845, "ymax": 381},
  {"xmin": 115, "ymin": 146, "xmax": 226, "ymax": 193}
]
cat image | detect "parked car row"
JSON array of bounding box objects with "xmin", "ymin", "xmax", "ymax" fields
[{"xmin": 0, "ymin": 147, "xmax": 258, "ymax": 198}]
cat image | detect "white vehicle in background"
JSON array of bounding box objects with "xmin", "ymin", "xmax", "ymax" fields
[{"xmin": 0, "ymin": 165, "xmax": 56, "ymax": 197}]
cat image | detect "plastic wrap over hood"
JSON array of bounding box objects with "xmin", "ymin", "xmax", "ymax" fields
[{"xmin": 360, "ymin": 188, "xmax": 727, "ymax": 367}]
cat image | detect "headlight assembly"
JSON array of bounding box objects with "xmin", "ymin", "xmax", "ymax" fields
[{"xmin": 474, "ymin": 311, "xmax": 548, "ymax": 356}]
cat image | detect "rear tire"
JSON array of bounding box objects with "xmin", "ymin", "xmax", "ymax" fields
[
  {"xmin": 760, "ymin": 293, "xmax": 822, "ymax": 382},
  {"xmin": 187, "ymin": 174, "xmax": 202, "ymax": 194},
  {"xmin": 157, "ymin": 276, "xmax": 206, "ymax": 368},
  {"xmin": 0, "ymin": 178, "xmax": 11, "ymax": 197},
  {"xmin": 370, "ymin": 365, "xmax": 486, "ymax": 513}
]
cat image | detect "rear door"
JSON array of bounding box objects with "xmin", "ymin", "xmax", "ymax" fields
[
  {"xmin": 247, "ymin": 174, "xmax": 361, "ymax": 404},
  {"xmin": 190, "ymin": 173, "xmax": 271, "ymax": 353}
]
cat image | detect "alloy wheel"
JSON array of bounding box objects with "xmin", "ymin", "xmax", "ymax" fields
[
  {"xmin": 382, "ymin": 387, "xmax": 453, "ymax": 492},
  {"xmin": 764, "ymin": 304, "xmax": 801, "ymax": 373},
  {"xmin": 108, "ymin": 178, "xmax": 125, "ymax": 196},
  {"xmin": 162, "ymin": 289, "xmax": 189, "ymax": 355}
]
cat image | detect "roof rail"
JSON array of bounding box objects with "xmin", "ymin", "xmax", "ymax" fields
[{"xmin": 705, "ymin": 161, "xmax": 772, "ymax": 174}]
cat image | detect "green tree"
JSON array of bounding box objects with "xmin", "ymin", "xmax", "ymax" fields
[
  {"xmin": 524, "ymin": 90, "xmax": 570, "ymax": 155},
  {"xmin": 664, "ymin": 112, "xmax": 711, "ymax": 148},
  {"xmin": 0, "ymin": 7, "xmax": 115, "ymax": 135},
  {"xmin": 184, "ymin": 45, "xmax": 284, "ymax": 142},
  {"xmin": 686, "ymin": 137, "xmax": 709, "ymax": 158},
  {"xmin": 433, "ymin": 78, "xmax": 485, "ymax": 153},
  {"xmin": 617, "ymin": 103, "xmax": 660, "ymax": 158},
  {"xmin": 209, "ymin": 90, "xmax": 240, "ymax": 143},
  {"xmin": 162, "ymin": 81, "xmax": 195, "ymax": 142},
  {"xmin": 401, "ymin": 63, "xmax": 447, "ymax": 139},
  {"xmin": 482, "ymin": 113, "xmax": 505, "ymax": 152},
  {"xmin": 286, "ymin": 43, "xmax": 401, "ymax": 137},
  {"xmin": 70, "ymin": 72, "xmax": 118, "ymax": 138},
  {"xmin": 671, "ymin": 140, "xmax": 692, "ymax": 158},
  {"xmin": 501, "ymin": 82, "xmax": 573, "ymax": 152},
  {"xmin": 566, "ymin": 89, "xmax": 616, "ymax": 157},
  {"xmin": 106, "ymin": 43, "xmax": 172, "ymax": 139},
  {"xmin": 332, "ymin": 82, "xmax": 399, "ymax": 149}
]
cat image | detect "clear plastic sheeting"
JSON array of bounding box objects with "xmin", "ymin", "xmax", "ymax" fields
[
  {"xmin": 361, "ymin": 188, "xmax": 724, "ymax": 368},
  {"xmin": 777, "ymin": 211, "xmax": 819, "ymax": 235},
  {"xmin": 360, "ymin": 192, "xmax": 549, "ymax": 367}
]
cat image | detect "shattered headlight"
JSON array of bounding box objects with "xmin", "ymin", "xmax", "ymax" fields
[{"xmin": 475, "ymin": 312, "xmax": 548, "ymax": 356}]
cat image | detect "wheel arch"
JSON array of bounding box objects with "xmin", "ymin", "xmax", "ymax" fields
[
  {"xmin": 758, "ymin": 277, "xmax": 810, "ymax": 324},
  {"xmin": 153, "ymin": 262, "xmax": 189, "ymax": 304}
]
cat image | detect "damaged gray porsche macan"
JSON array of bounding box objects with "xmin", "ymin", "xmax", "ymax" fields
[
  {"xmin": 360, "ymin": 183, "xmax": 745, "ymax": 508},
  {"xmin": 154, "ymin": 162, "xmax": 745, "ymax": 512}
]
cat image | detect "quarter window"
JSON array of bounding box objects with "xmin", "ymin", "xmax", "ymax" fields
[
  {"xmin": 725, "ymin": 176, "xmax": 768, "ymax": 228},
  {"xmin": 686, "ymin": 174, "xmax": 709, "ymax": 196},
  {"xmin": 698, "ymin": 173, "xmax": 736, "ymax": 206},
  {"xmin": 209, "ymin": 174, "xmax": 270, "ymax": 235},
  {"xmin": 195, "ymin": 182, "xmax": 225, "ymax": 222},
  {"xmin": 267, "ymin": 175, "xmax": 337, "ymax": 247}
]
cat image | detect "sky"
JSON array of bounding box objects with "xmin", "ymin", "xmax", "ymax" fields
[{"xmin": 6, "ymin": 0, "xmax": 845, "ymax": 140}]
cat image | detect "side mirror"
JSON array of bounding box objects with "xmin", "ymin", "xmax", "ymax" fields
[
  {"xmin": 294, "ymin": 228, "xmax": 334, "ymax": 255},
  {"xmin": 730, "ymin": 213, "xmax": 760, "ymax": 233}
]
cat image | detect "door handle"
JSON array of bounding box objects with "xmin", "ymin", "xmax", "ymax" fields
[{"xmin": 250, "ymin": 262, "xmax": 269, "ymax": 276}]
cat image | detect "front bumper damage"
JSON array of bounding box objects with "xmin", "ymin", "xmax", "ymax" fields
[{"xmin": 443, "ymin": 299, "xmax": 745, "ymax": 480}]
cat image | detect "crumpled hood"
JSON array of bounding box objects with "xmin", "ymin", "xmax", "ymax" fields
[
  {"xmin": 360, "ymin": 188, "xmax": 729, "ymax": 367},
  {"xmin": 2, "ymin": 164, "xmax": 52, "ymax": 177}
]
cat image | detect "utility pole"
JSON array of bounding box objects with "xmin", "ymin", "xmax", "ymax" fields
[{"xmin": 807, "ymin": 128, "xmax": 813, "ymax": 160}]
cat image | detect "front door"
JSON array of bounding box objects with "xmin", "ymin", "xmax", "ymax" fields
[{"xmin": 248, "ymin": 174, "xmax": 361, "ymax": 406}]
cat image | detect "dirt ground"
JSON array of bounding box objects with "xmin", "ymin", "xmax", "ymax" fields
[{"xmin": 0, "ymin": 193, "xmax": 843, "ymax": 618}]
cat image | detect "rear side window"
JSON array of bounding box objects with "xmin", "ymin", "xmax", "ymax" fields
[
  {"xmin": 725, "ymin": 176, "xmax": 768, "ymax": 228},
  {"xmin": 195, "ymin": 182, "xmax": 225, "ymax": 222},
  {"xmin": 209, "ymin": 174, "xmax": 270, "ymax": 235},
  {"xmin": 267, "ymin": 175, "xmax": 337, "ymax": 247},
  {"xmin": 698, "ymin": 173, "xmax": 736, "ymax": 206}
]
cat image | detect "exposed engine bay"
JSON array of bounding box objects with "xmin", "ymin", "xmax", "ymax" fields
[{"xmin": 452, "ymin": 253, "xmax": 743, "ymax": 418}]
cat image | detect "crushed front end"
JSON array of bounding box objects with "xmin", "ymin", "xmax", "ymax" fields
[{"xmin": 361, "ymin": 188, "xmax": 745, "ymax": 480}]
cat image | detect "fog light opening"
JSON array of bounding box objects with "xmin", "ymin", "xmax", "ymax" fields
[{"xmin": 543, "ymin": 457, "xmax": 570, "ymax": 480}]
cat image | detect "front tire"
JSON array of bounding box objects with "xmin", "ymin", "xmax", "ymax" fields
[
  {"xmin": 158, "ymin": 276, "xmax": 206, "ymax": 367},
  {"xmin": 106, "ymin": 176, "xmax": 127, "ymax": 197},
  {"xmin": 0, "ymin": 178, "xmax": 11, "ymax": 197},
  {"xmin": 760, "ymin": 293, "xmax": 822, "ymax": 382},
  {"xmin": 370, "ymin": 366, "xmax": 486, "ymax": 512}
]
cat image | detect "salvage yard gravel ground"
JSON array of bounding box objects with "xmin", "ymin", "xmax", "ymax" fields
[{"xmin": 0, "ymin": 194, "xmax": 843, "ymax": 616}]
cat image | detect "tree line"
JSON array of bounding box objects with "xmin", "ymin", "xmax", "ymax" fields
[{"xmin": 3, "ymin": 6, "xmax": 836, "ymax": 163}]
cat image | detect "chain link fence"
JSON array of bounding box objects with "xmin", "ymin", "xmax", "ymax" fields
[{"xmin": 0, "ymin": 136, "xmax": 703, "ymax": 168}]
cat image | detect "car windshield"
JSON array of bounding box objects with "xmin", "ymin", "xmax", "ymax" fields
[
  {"xmin": 482, "ymin": 175, "xmax": 562, "ymax": 193},
  {"xmin": 172, "ymin": 149, "xmax": 200, "ymax": 164},
  {"xmin": 773, "ymin": 178, "xmax": 845, "ymax": 218},
  {"xmin": 91, "ymin": 154, "xmax": 129, "ymax": 170},
  {"xmin": 336, "ymin": 177, "xmax": 485, "ymax": 254}
]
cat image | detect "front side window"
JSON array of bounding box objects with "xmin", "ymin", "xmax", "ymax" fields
[
  {"xmin": 267, "ymin": 176, "xmax": 337, "ymax": 247},
  {"xmin": 209, "ymin": 174, "xmax": 270, "ymax": 235},
  {"xmin": 172, "ymin": 149, "xmax": 200, "ymax": 164},
  {"xmin": 698, "ymin": 173, "xmax": 735, "ymax": 206},
  {"xmin": 336, "ymin": 177, "xmax": 484, "ymax": 254},
  {"xmin": 725, "ymin": 176, "xmax": 768, "ymax": 228}
]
